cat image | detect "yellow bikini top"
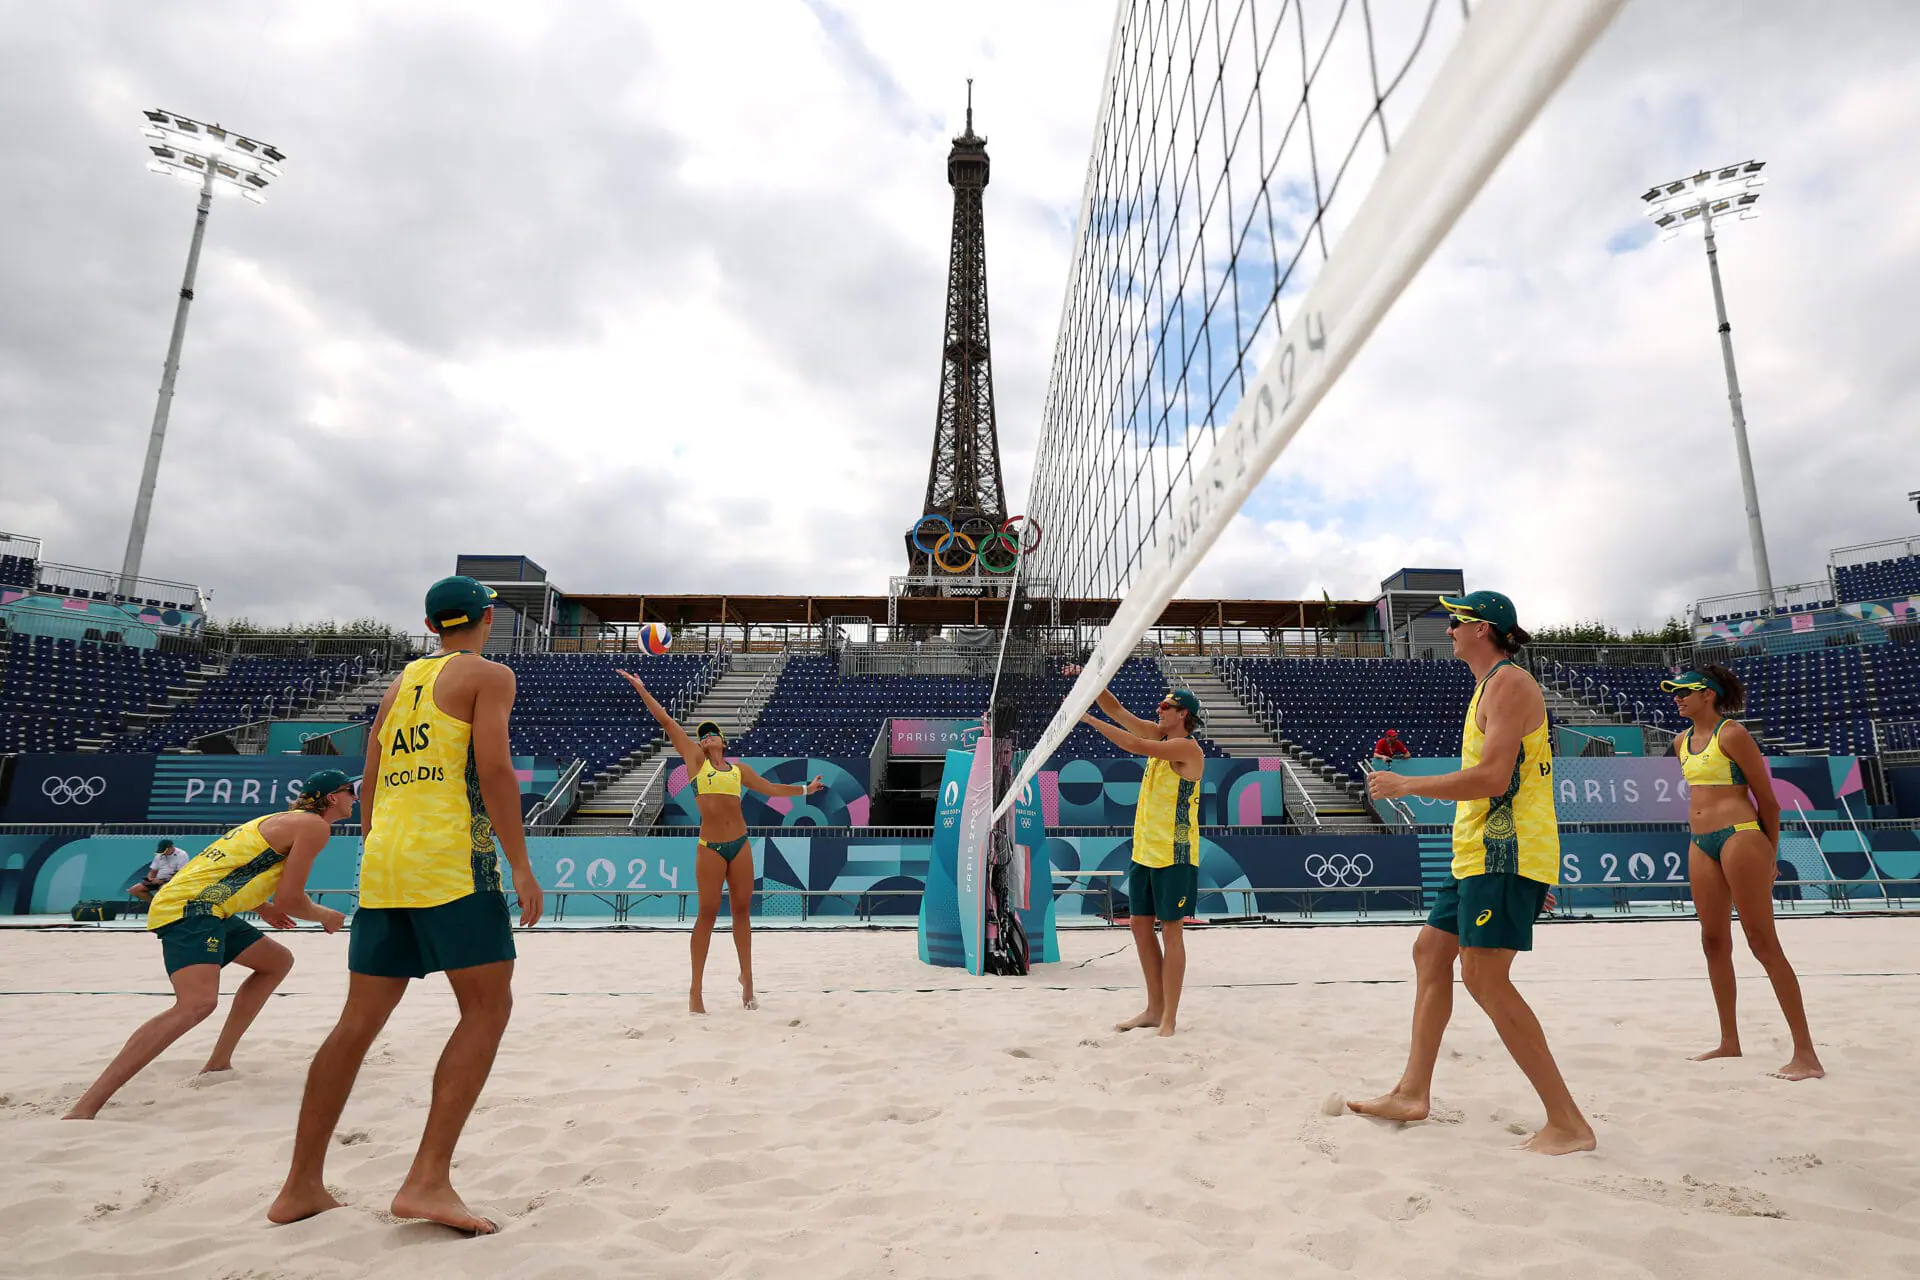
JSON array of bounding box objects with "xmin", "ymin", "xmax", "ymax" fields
[
  {"xmin": 691, "ymin": 758, "xmax": 742, "ymax": 798},
  {"xmin": 1676, "ymin": 718, "xmax": 1748, "ymax": 788}
]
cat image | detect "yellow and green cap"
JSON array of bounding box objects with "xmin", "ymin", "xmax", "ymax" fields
[
  {"xmin": 695, "ymin": 720, "xmax": 725, "ymax": 741},
  {"xmin": 1165, "ymin": 688, "xmax": 1206, "ymax": 726},
  {"xmin": 1660, "ymin": 670, "xmax": 1724, "ymax": 696},
  {"xmin": 424, "ymin": 576, "xmax": 497, "ymax": 629},
  {"xmin": 1439, "ymin": 590, "xmax": 1518, "ymax": 637}
]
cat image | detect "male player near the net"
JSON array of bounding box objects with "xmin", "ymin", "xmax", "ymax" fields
[
  {"xmin": 1069, "ymin": 667, "xmax": 1206, "ymax": 1038},
  {"xmin": 269, "ymin": 577, "xmax": 544, "ymax": 1233},
  {"xmin": 1352, "ymin": 591, "xmax": 1595, "ymax": 1155}
]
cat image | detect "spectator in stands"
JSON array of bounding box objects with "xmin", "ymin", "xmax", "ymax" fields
[
  {"xmin": 271, "ymin": 576, "xmax": 542, "ymax": 1235},
  {"xmin": 1355, "ymin": 590, "xmax": 1595, "ymax": 1154},
  {"xmin": 621, "ymin": 669, "xmax": 822, "ymax": 1015},
  {"xmin": 1068, "ymin": 665, "xmax": 1206, "ymax": 1038},
  {"xmin": 128, "ymin": 839, "xmax": 190, "ymax": 900},
  {"xmin": 1371, "ymin": 728, "xmax": 1410, "ymax": 762},
  {"xmin": 64, "ymin": 770, "xmax": 355, "ymax": 1120},
  {"xmin": 1663, "ymin": 665, "xmax": 1824, "ymax": 1081}
]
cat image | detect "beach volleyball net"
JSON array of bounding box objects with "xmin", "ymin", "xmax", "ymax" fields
[{"xmin": 984, "ymin": 0, "xmax": 1623, "ymax": 822}]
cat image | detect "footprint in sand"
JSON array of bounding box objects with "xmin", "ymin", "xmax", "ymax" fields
[
  {"xmin": 1005, "ymin": 1047, "xmax": 1036, "ymax": 1059},
  {"xmin": 337, "ymin": 1130, "xmax": 371, "ymax": 1147},
  {"xmin": 187, "ymin": 1069, "xmax": 236, "ymax": 1088}
]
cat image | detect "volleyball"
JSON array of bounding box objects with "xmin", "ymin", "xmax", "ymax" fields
[{"xmin": 640, "ymin": 622, "xmax": 673, "ymax": 655}]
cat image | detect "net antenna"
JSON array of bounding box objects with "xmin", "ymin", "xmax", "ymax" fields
[{"xmin": 991, "ymin": 0, "xmax": 1622, "ymax": 820}]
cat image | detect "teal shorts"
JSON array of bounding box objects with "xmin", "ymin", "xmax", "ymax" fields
[
  {"xmin": 349, "ymin": 891, "xmax": 515, "ymax": 979},
  {"xmin": 1129, "ymin": 862, "xmax": 1199, "ymax": 923},
  {"xmin": 1426, "ymin": 872, "xmax": 1550, "ymax": 951},
  {"xmin": 155, "ymin": 914, "xmax": 267, "ymax": 975}
]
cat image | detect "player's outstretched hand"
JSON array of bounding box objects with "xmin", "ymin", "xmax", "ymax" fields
[
  {"xmin": 617, "ymin": 670, "xmax": 648, "ymax": 697},
  {"xmin": 1367, "ymin": 770, "xmax": 1414, "ymax": 800},
  {"xmin": 804, "ymin": 775, "xmax": 825, "ymax": 795},
  {"xmin": 318, "ymin": 907, "xmax": 347, "ymax": 934}
]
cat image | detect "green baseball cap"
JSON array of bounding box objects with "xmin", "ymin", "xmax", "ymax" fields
[
  {"xmin": 1439, "ymin": 590, "xmax": 1519, "ymax": 637},
  {"xmin": 424, "ymin": 576, "xmax": 497, "ymax": 629},
  {"xmin": 1163, "ymin": 688, "xmax": 1206, "ymax": 727},
  {"xmin": 300, "ymin": 768, "xmax": 356, "ymax": 798}
]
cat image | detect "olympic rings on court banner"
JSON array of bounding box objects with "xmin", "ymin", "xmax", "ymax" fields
[
  {"xmin": 1303, "ymin": 852, "xmax": 1374, "ymax": 887},
  {"xmin": 42, "ymin": 775, "xmax": 108, "ymax": 806},
  {"xmin": 908, "ymin": 513, "xmax": 1043, "ymax": 574}
]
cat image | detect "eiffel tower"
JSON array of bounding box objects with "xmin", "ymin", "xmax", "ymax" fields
[{"xmin": 907, "ymin": 82, "xmax": 1008, "ymax": 580}]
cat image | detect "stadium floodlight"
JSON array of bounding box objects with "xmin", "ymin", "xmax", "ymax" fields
[
  {"xmin": 1642, "ymin": 160, "xmax": 1774, "ymax": 603},
  {"xmin": 118, "ymin": 110, "xmax": 285, "ymax": 598}
]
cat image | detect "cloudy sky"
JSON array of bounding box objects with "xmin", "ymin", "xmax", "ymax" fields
[{"xmin": 0, "ymin": 1, "xmax": 1912, "ymax": 633}]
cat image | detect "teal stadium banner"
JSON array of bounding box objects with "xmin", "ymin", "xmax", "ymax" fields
[
  {"xmin": 7, "ymin": 826, "xmax": 1917, "ymax": 919},
  {"xmin": 1037, "ymin": 757, "xmax": 1287, "ymax": 827},
  {"xmin": 1371, "ymin": 755, "xmax": 1866, "ymax": 825},
  {"xmin": 264, "ymin": 720, "xmax": 367, "ymax": 755}
]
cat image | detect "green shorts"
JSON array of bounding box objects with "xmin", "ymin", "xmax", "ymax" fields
[
  {"xmin": 1426, "ymin": 872, "xmax": 1550, "ymax": 951},
  {"xmin": 1129, "ymin": 862, "xmax": 1199, "ymax": 923},
  {"xmin": 349, "ymin": 891, "xmax": 516, "ymax": 980},
  {"xmin": 155, "ymin": 914, "xmax": 267, "ymax": 975}
]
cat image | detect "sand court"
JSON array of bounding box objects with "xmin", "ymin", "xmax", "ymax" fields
[{"xmin": 2, "ymin": 917, "xmax": 1918, "ymax": 1278}]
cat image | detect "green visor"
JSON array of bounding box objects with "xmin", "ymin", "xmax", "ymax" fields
[
  {"xmin": 695, "ymin": 720, "xmax": 725, "ymax": 741},
  {"xmin": 1660, "ymin": 670, "xmax": 1723, "ymax": 696}
]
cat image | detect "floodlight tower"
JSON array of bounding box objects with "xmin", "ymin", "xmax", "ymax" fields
[
  {"xmin": 119, "ymin": 110, "xmax": 285, "ymax": 598},
  {"xmin": 1642, "ymin": 160, "xmax": 1773, "ymax": 603}
]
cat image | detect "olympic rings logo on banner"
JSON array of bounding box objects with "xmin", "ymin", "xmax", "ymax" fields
[
  {"xmin": 42, "ymin": 776, "xmax": 108, "ymax": 806},
  {"xmin": 908, "ymin": 513, "xmax": 1043, "ymax": 574},
  {"xmin": 1303, "ymin": 853, "xmax": 1374, "ymax": 887}
]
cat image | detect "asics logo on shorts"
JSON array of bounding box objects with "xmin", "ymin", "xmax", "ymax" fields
[
  {"xmin": 41, "ymin": 776, "xmax": 107, "ymax": 805},
  {"xmin": 1177, "ymin": 896, "xmax": 1187, "ymax": 908},
  {"xmin": 1475, "ymin": 908, "xmax": 1494, "ymax": 926},
  {"xmin": 1304, "ymin": 853, "xmax": 1374, "ymax": 887}
]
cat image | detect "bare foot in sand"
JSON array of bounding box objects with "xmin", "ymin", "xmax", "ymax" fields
[
  {"xmin": 1347, "ymin": 1091, "xmax": 1430, "ymax": 1122},
  {"xmin": 391, "ymin": 1182, "xmax": 497, "ymax": 1235},
  {"xmin": 189, "ymin": 1067, "xmax": 237, "ymax": 1087},
  {"xmin": 1156, "ymin": 1017, "xmax": 1177, "ymax": 1038},
  {"xmin": 1690, "ymin": 1043, "xmax": 1741, "ymax": 1062},
  {"xmin": 689, "ymin": 992, "xmax": 707, "ymax": 1016},
  {"xmin": 61, "ymin": 1104, "xmax": 99, "ymax": 1121},
  {"xmin": 1770, "ymin": 1053, "xmax": 1825, "ymax": 1081},
  {"xmin": 1114, "ymin": 1010, "xmax": 1161, "ymax": 1033},
  {"xmin": 267, "ymin": 1183, "xmax": 343, "ymax": 1224},
  {"xmin": 1519, "ymin": 1122, "xmax": 1596, "ymax": 1155},
  {"xmin": 741, "ymin": 977, "xmax": 758, "ymax": 1010}
]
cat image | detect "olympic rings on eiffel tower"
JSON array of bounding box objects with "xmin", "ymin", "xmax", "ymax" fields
[{"xmin": 909, "ymin": 514, "xmax": 1044, "ymax": 575}]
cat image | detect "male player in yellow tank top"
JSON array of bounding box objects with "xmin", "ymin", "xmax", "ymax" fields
[
  {"xmin": 1074, "ymin": 669, "xmax": 1206, "ymax": 1038},
  {"xmin": 1353, "ymin": 591, "xmax": 1595, "ymax": 1154},
  {"xmin": 271, "ymin": 577, "xmax": 543, "ymax": 1236},
  {"xmin": 64, "ymin": 770, "xmax": 355, "ymax": 1119}
]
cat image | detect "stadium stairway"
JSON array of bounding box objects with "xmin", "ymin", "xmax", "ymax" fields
[
  {"xmin": 73, "ymin": 659, "xmax": 224, "ymax": 752},
  {"xmin": 303, "ymin": 668, "xmax": 398, "ymax": 723},
  {"xmin": 565, "ymin": 652, "xmax": 787, "ymax": 833},
  {"xmin": 1164, "ymin": 661, "xmax": 1375, "ymax": 827}
]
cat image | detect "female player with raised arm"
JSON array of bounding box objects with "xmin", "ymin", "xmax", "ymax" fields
[
  {"xmin": 1664, "ymin": 665, "xmax": 1824, "ymax": 1080},
  {"xmin": 65, "ymin": 770, "xmax": 356, "ymax": 1119},
  {"xmin": 621, "ymin": 670, "xmax": 822, "ymax": 1013}
]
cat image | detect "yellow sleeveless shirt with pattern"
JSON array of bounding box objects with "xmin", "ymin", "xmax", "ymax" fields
[
  {"xmin": 360, "ymin": 653, "xmax": 500, "ymax": 909},
  {"xmin": 1132, "ymin": 755, "xmax": 1202, "ymax": 869},
  {"xmin": 148, "ymin": 815, "xmax": 288, "ymax": 929},
  {"xmin": 1451, "ymin": 660, "xmax": 1559, "ymax": 884},
  {"xmin": 1676, "ymin": 718, "xmax": 1749, "ymax": 787}
]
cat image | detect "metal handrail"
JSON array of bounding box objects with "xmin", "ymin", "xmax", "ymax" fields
[
  {"xmin": 1355, "ymin": 759, "xmax": 1416, "ymax": 828},
  {"xmin": 627, "ymin": 753, "xmax": 675, "ymax": 831},
  {"xmin": 1275, "ymin": 756, "xmax": 1321, "ymax": 827},
  {"xmin": 527, "ymin": 757, "xmax": 587, "ymax": 834}
]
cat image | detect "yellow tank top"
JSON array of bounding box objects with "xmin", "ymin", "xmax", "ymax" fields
[
  {"xmin": 1131, "ymin": 755, "xmax": 1202, "ymax": 869},
  {"xmin": 691, "ymin": 759, "xmax": 743, "ymax": 798},
  {"xmin": 148, "ymin": 815, "xmax": 287, "ymax": 930},
  {"xmin": 360, "ymin": 653, "xmax": 499, "ymax": 909},
  {"xmin": 1676, "ymin": 718, "xmax": 1748, "ymax": 787},
  {"xmin": 1452, "ymin": 660, "xmax": 1559, "ymax": 884}
]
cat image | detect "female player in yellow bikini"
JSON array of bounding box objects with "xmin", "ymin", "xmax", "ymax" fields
[
  {"xmin": 622, "ymin": 671, "xmax": 822, "ymax": 1013},
  {"xmin": 1665, "ymin": 665, "xmax": 1824, "ymax": 1080}
]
